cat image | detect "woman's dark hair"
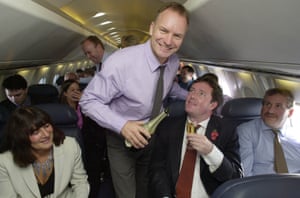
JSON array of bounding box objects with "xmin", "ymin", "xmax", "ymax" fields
[
  {"xmin": 0, "ymin": 106, "xmax": 65, "ymax": 167},
  {"xmin": 59, "ymin": 79, "xmax": 80, "ymax": 105}
]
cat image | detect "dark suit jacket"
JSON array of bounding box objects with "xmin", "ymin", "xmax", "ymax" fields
[
  {"xmin": 149, "ymin": 114, "xmax": 242, "ymax": 198},
  {"xmin": 0, "ymin": 99, "xmax": 17, "ymax": 115}
]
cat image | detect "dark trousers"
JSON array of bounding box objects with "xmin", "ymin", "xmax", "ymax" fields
[
  {"xmin": 106, "ymin": 130, "xmax": 155, "ymax": 198},
  {"xmin": 82, "ymin": 117, "xmax": 115, "ymax": 198}
]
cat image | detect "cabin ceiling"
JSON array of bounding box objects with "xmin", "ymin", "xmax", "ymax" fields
[
  {"xmin": 34, "ymin": 0, "xmax": 170, "ymax": 46},
  {"xmin": 1, "ymin": 0, "xmax": 300, "ymax": 74}
]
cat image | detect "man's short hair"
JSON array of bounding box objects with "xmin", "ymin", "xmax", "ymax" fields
[
  {"xmin": 264, "ymin": 88, "xmax": 294, "ymax": 109},
  {"xmin": 200, "ymin": 73, "xmax": 219, "ymax": 83},
  {"xmin": 2, "ymin": 74, "xmax": 27, "ymax": 90},
  {"xmin": 156, "ymin": 2, "xmax": 189, "ymax": 25},
  {"xmin": 181, "ymin": 65, "xmax": 194, "ymax": 73},
  {"xmin": 81, "ymin": 35, "xmax": 105, "ymax": 50},
  {"xmin": 192, "ymin": 77, "xmax": 224, "ymax": 109},
  {"xmin": 121, "ymin": 35, "xmax": 139, "ymax": 48}
]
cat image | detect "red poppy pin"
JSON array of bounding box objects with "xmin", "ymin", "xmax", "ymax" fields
[{"xmin": 211, "ymin": 130, "xmax": 219, "ymax": 141}]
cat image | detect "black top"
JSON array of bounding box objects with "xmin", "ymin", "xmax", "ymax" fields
[{"xmin": 38, "ymin": 168, "xmax": 55, "ymax": 197}]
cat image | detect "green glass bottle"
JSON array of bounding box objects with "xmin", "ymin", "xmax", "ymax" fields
[{"xmin": 125, "ymin": 109, "xmax": 169, "ymax": 148}]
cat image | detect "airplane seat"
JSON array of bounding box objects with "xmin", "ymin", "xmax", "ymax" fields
[
  {"xmin": 28, "ymin": 84, "xmax": 59, "ymax": 104},
  {"xmin": 164, "ymin": 99, "xmax": 186, "ymax": 117},
  {"xmin": 211, "ymin": 174, "xmax": 300, "ymax": 198},
  {"xmin": 221, "ymin": 97, "xmax": 262, "ymax": 129},
  {"xmin": 34, "ymin": 103, "xmax": 85, "ymax": 154}
]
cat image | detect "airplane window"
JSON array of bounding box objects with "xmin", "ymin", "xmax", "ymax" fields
[
  {"xmin": 53, "ymin": 74, "xmax": 60, "ymax": 85},
  {"xmin": 292, "ymin": 103, "xmax": 300, "ymax": 128},
  {"xmin": 218, "ymin": 77, "xmax": 232, "ymax": 97},
  {"xmin": 38, "ymin": 77, "xmax": 46, "ymax": 84}
]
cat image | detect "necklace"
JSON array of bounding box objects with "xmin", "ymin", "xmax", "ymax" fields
[{"xmin": 32, "ymin": 150, "xmax": 54, "ymax": 180}]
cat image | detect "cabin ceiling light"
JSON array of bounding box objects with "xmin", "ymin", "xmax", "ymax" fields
[
  {"xmin": 93, "ymin": 12, "xmax": 105, "ymax": 18},
  {"xmin": 107, "ymin": 27, "xmax": 116, "ymax": 31},
  {"xmin": 160, "ymin": 0, "xmax": 187, "ymax": 3},
  {"xmin": 99, "ymin": 21, "xmax": 112, "ymax": 26}
]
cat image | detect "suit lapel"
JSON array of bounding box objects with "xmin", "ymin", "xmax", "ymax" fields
[
  {"xmin": 53, "ymin": 144, "xmax": 65, "ymax": 196},
  {"xmin": 21, "ymin": 165, "xmax": 41, "ymax": 197},
  {"xmin": 171, "ymin": 116, "xmax": 187, "ymax": 184}
]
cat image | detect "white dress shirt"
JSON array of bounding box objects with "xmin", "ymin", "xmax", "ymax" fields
[{"xmin": 179, "ymin": 118, "xmax": 224, "ymax": 198}]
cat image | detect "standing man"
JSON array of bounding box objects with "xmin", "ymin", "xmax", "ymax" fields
[
  {"xmin": 81, "ymin": 35, "xmax": 115, "ymax": 198},
  {"xmin": 149, "ymin": 77, "xmax": 242, "ymax": 198},
  {"xmin": 79, "ymin": 3, "xmax": 189, "ymax": 198},
  {"xmin": 81, "ymin": 35, "xmax": 105, "ymax": 72},
  {"xmin": 237, "ymin": 88, "xmax": 300, "ymax": 176}
]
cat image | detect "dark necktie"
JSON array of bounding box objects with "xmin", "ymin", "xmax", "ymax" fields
[
  {"xmin": 175, "ymin": 122, "xmax": 200, "ymax": 198},
  {"xmin": 97, "ymin": 62, "xmax": 102, "ymax": 72},
  {"xmin": 272, "ymin": 129, "xmax": 288, "ymax": 173},
  {"xmin": 150, "ymin": 66, "xmax": 165, "ymax": 119}
]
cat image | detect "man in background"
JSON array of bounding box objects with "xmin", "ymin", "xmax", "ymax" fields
[
  {"xmin": 177, "ymin": 65, "xmax": 195, "ymax": 90},
  {"xmin": 119, "ymin": 35, "xmax": 139, "ymax": 48},
  {"xmin": 0, "ymin": 74, "xmax": 30, "ymax": 114},
  {"xmin": 81, "ymin": 35, "xmax": 105, "ymax": 72},
  {"xmin": 81, "ymin": 35, "xmax": 115, "ymax": 198},
  {"xmin": 237, "ymin": 88, "xmax": 300, "ymax": 176}
]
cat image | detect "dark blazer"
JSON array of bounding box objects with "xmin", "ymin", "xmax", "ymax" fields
[
  {"xmin": 0, "ymin": 99, "xmax": 17, "ymax": 114},
  {"xmin": 149, "ymin": 114, "xmax": 242, "ymax": 198}
]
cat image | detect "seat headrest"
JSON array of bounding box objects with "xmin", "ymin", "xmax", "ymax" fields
[
  {"xmin": 221, "ymin": 97, "xmax": 262, "ymax": 118},
  {"xmin": 34, "ymin": 103, "xmax": 78, "ymax": 125},
  {"xmin": 211, "ymin": 174, "xmax": 300, "ymax": 198},
  {"xmin": 28, "ymin": 84, "xmax": 58, "ymax": 96},
  {"xmin": 28, "ymin": 84, "xmax": 59, "ymax": 104}
]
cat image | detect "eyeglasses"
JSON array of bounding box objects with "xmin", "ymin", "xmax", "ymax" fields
[{"xmin": 188, "ymin": 87, "xmax": 207, "ymax": 98}]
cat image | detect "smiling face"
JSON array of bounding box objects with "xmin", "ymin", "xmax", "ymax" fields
[
  {"xmin": 29, "ymin": 123, "xmax": 54, "ymax": 153},
  {"xmin": 63, "ymin": 82, "xmax": 81, "ymax": 103},
  {"xmin": 261, "ymin": 93, "xmax": 294, "ymax": 129},
  {"xmin": 149, "ymin": 8, "xmax": 188, "ymax": 64},
  {"xmin": 185, "ymin": 81, "xmax": 218, "ymax": 122},
  {"xmin": 81, "ymin": 39, "xmax": 104, "ymax": 64}
]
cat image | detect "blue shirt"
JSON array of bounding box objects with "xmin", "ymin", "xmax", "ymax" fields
[
  {"xmin": 79, "ymin": 40, "xmax": 187, "ymax": 133},
  {"xmin": 237, "ymin": 118, "xmax": 300, "ymax": 176}
]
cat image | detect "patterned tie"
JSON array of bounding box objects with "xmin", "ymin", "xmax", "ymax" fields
[
  {"xmin": 175, "ymin": 122, "xmax": 199, "ymax": 198},
  {"xmin": 272, "ymin": 129, "xmax": 288, "ymax": 173},
  {"xmin": 150, "ymin": 66, "xmax": 165, "ymax": 119}
]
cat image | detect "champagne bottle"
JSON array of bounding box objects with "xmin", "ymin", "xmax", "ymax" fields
[{"xmin": 125, "ymin": 109, "xmax": 169, "ymax": 148}]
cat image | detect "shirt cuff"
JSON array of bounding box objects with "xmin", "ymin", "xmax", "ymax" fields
[{"xmin": 202, "ymin": 145, "xmax": 224, "ymax": 173}]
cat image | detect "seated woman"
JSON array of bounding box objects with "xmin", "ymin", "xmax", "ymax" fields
[
  {"xmin": 59, "ymin": 79, "xmax": 83, "ymax": 129},
  {"xmin": 59, "ymin": 79, "xmax": 115, "ymax": 198},
  {"xmin": 0, "ymin": 106, "xmax": 89, "ymax": 198}
]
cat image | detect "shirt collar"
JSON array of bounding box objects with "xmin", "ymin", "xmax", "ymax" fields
[
  {"xmin": 260, "ymin": 118, "xmax": 291, "ymax": 136},
  {"xmin": 187, "ymin": 117, "xmax": 210, "ymax": 130}
]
